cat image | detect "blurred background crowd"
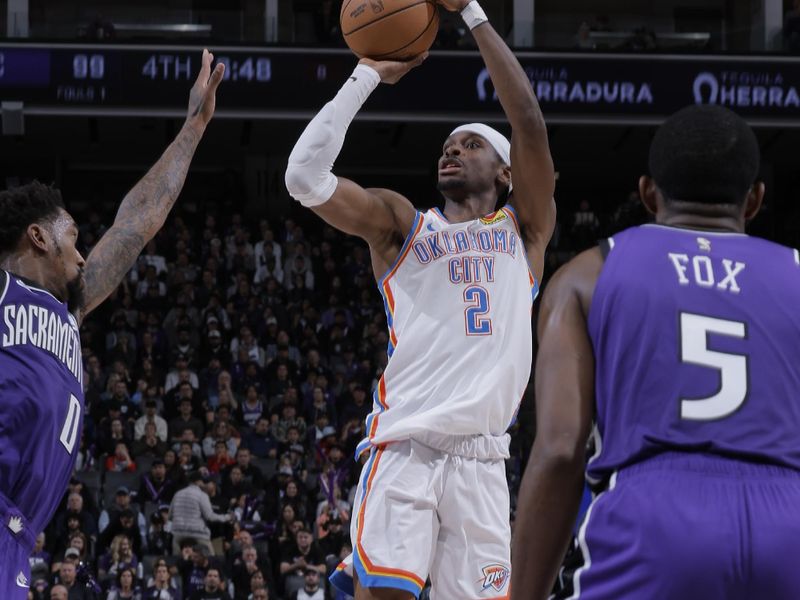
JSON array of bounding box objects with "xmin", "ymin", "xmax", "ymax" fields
[{"xmin": 31, "ymin": 190, "xmax": 649, "ymax": 600}]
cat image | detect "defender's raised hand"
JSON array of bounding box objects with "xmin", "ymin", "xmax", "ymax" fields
[
  {"xmin": 186, "ymin": 48, "xmax": 225, "ymax": 132},
  {"xmin": 358, "ymin": 52, "xmax": 427, "ymax": 85}
]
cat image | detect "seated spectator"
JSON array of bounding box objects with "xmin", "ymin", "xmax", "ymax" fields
[
  {"xmin": 100, "ymin": 507, "xmax": 146, "ymax": 557},
  {"xmin": 278, "ymin": 528, "xmax": 325, "ymax": 598},
  {"xmin": 317, "ymin": 515, "xmax": 347, "ymax": 562},
  {"xmin": 147, "ymin": 511, "xmax": 173, "ymax": 557},
  {"xmin": 98, "ymin": 534, "xmax": 143, "ymax": 583},
  {"xmin": 176, "ymin": 440, "xmax": 203, "ymax": 474},
  {"xmin": 191, "ymin": 567, "xmax": 230, "ymax": 600},
  {"xmin": 136, "ymin": 264, "xmax": 166, "ymax": 300},
  {"xmin": 169, "ymin": 398, "xmax": 205, "ymax": 443},
  {"xmin": 173, "ymin": 429, "xmax": 204, "ymax": 460},
  {"xmin": 205, "ymin": 366, "xmax": 234, "ymax": 410},
  {"xmin": 138, "ymin": 458, "xmax": 176, "ymax": 506},
  {"xmin": 99, "ymin": 415, "xmax": 133, "ymax": 456},
  {"xmin": 106, "ymin": 566, "xmax": 141, "ymax": 600},
  {"xmin": 54, "ymin": 492, "xmax": 98, "ymax": 547},
  {"xmin": 233, "ymin": 493, "xmax": 263, "ymax": 526},
  {"xmin": 178, "ymin": 544, "xmax": 226, "ymax": 598},
  {"xmin": 339, "ymin": 384, "xmax": 370, "ymax": 426},
  {"xmin": 52, "ymin": 558, "xmax": 93, "ymax": 600},
  {"xmin": 132, "ymin": 421, "xmax": 169, "ymax": 459},
  {"xmin": 278, "ymin": 426, "xmax": 305, "ymax": 458},
  {"xmin": 145, "ymin": 560, "xmax": 181, "ymax": 599},
  {"xmin": 169, "ymin": 471, "xmax": 233, "ymax": 555},
  {"xmin": 51, "ymin": 544, "xmax": 82, "ymax": 577},
  {"xmin": 203, "ymin": 421, "xmax": 239, "ymax": 459},
  {"xmin": 242, "ymin": 417, "xmax": 279, "ymax": 459},
  {"xmin": 237, "ymin": 386, "xmax": 266, "ymax": 431},
  {"xmin": 224, "ymin": 448, "xmax": 264, "ymax": 490},
  {"xmin": 280, "ymin": 479, "xmax": 308, "ymax": 523},
  {"xmin": 56, "ymin": 476, "xmax": 100, "ymax": 522},
  {"xmin": 29, "ymin": 532, "xmax": 51, "ymax": 582},
  {"xmin": 271, "ymin": 403, "xmax": 306, "ymax": 445},
  {"xmin": 135, "ymin": 398, "xmax": 168, "ymax": 442},
  {"xmin": 244, "ymin": 570, "xmax": 268, "ymax": 600},
  {"xmin": 221, "ymin": 466, "xmax": 251, "ymax": 510},
  {"xmin": 207, "ymin": 440, "xmax": 237, "ymax": 475},
  {"xmin": 231, "ymin": 545, "xmax": 276, "ymax": 600},
  {"xmin": 105, "ymin": 441, "xmax": 137, "ymax": 472},
  {"xmin": 289, "ymin": 568, "xmax": 324, "ymax": 600}
]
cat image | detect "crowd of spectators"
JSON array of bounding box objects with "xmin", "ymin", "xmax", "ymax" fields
[{"xmin": 34, "ymin": 190, "xmax": 649, "ymax": 600}]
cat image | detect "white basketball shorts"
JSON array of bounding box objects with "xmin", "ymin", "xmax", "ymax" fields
[{"xmin": 330, "ymin": 435, "xmax": 512, "ymax": 599}]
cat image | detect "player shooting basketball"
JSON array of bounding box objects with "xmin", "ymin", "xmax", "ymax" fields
[
  {"xmin": 0, "ymin": 50, "xmax": 223, "ymax": 599},
  {"xmin": 285, "ymin": 1, "xmax": 556, "ymax": 598}
]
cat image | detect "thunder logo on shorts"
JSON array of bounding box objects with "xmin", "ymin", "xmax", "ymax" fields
[{"xmin": 478, "ymin": 563, "xmax": 510, "ymax": 592}]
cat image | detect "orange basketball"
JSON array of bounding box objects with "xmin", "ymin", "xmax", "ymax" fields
[{"xmin": 340, "ymin": 0, "xmax": 440, "ymax": 61}]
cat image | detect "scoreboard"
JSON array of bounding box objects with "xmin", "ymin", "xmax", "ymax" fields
[{"xmin": 1, "ymin": 43, "xmax": 799, "ymax": 125}]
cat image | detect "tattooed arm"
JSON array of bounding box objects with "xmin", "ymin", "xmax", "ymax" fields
[{"xmin": 78, "ymin": 49, "xmax": 224, "ymax": 321}]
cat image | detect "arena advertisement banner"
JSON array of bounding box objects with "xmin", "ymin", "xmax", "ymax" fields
[{"xmin": 1, "ymin": 44, "xmax": 799, "ymax": 124}]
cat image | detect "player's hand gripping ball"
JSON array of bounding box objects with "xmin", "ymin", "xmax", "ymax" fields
[{"xmin": 340, "ymin": 0, "xmax": 440, "ymax": 60}]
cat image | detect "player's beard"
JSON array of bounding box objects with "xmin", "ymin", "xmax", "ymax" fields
[
  {"xmin": 437, "ymin": 177, "xmax": 468, "ymax": 201},
  {"xmin": 66, "ymin": 271, "xmax": 85, "ymax": 314}
]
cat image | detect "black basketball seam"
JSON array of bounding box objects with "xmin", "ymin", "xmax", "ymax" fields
[
  {"xmin": 342, "ymin": 0, "xmax": 434, "ymax": 37},
  {"xmin": 370, "ymin": 8, "xmax": 438, "ymax": 58}
]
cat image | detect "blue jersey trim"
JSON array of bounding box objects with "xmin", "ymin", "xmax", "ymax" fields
[
  {"xmin": 330, "ymin": 568, "xmax": 355, "ymax": 597},
  {"xmin": 352, "ymin": 554, "xmax": 423, "ymax": 598},
  {"xmin": 503, "ymin": 204, "xmax": 540, "ymax": 302},
  {"xmin": 376, "ymin": 211, "xmax": 423, "ymax": 290}
]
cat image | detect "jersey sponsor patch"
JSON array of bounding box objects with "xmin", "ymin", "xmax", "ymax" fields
[
  {"xmin": 479, "ymin": 211, "xmax": 508, "ymax": 225},
  {"xmin": 478, "ymin": 563, "xmax": 510, "ymax": 592}
]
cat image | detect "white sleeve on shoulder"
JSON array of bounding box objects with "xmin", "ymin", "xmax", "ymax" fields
[{"xmin": 285, "ymin": 64, "xmax": 381, "ymax": 207}]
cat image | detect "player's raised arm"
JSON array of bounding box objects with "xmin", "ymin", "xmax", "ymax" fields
[
  {"xmin": 284, "ymin": 56, "xmax": 425, "ymax": 250},
  {"xmin": 440, "ymin": 0, "xmax": 556, "ymax": 281},
  {"xmin": 78, "ymin": 49, "xmax": 224, "ymax": 320},
  {"xmin": 511, "ymin": 249, "xmax": 600, "ymax": 600}
]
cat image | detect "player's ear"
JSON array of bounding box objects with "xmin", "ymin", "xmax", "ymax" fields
[
  {"xmin": 495, "ymin": 164, "xmax": 512, "ymax": 192},
  {"xmin": 638, "ymin": 176, "xmax": 658, "ymax": 216},
  {"xmin": 26, "ymin": 223, "xmax": 51, "ymax": 253},
  {"xmin": 743, "ymin": 181, "xmax": 765, "ymax": 222}
]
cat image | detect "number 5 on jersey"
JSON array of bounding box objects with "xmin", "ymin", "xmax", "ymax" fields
[
  {"xmin": 679, "ymin": 313, "xmax": 747, "ymax": 420},
  {"xmin": 464, "ymin": 285, "xmax": 492, "ymax": 335}
]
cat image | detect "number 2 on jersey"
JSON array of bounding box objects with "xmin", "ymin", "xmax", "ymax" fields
[
  {"xmin": 464, "ymin": 285, "xmax": 492, "ymax": 335},
  {"xmin": 60, "ymin": 394, "xmax": 81, "ymax": 454},
  {"xmin": 679, "ymin": 312, "xmax": 747, "ymax": 420}
]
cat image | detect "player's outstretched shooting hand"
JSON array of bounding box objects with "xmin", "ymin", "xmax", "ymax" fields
[
  {"xmin": 186, "ymin": 48, "xmax": 225, "ymax": 132},
  {"xmin": 436, "ymin": 0, "xmax": 471, "ymax": 11},
  {"xmin": 359, "ymin": 52, "xmax": 428, "ymax": 85}
]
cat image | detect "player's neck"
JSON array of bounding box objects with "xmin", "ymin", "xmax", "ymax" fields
[
  {"xmin": 657, "ymin": 201, "xmax": 746, "ymax": 233},
  {"xmin": 0, "ymin": 252, "xmax": 57, "ymax": 292},
  {"xmin": 441, "ymin": 195, "xmax": 497, "ymax": 223}
]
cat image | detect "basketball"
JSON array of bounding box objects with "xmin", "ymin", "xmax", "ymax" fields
[{"xmin": 340, "ymin": 0, "xmax": 440, "ymax": 61}]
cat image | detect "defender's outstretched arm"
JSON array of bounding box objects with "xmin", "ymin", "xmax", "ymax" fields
[{"xmin": 79, "ymin": 49, "xmax": 224, "ymax": 320}]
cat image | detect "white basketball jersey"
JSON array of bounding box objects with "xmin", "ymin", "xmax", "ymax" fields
[{"xmin": 356, "ymin": 206, "xmax": 538, "ymax": 457}]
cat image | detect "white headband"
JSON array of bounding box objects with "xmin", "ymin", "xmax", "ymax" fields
[{"xmin": 450, "ymin": 123, "xmax": 511, "ymax": 166}]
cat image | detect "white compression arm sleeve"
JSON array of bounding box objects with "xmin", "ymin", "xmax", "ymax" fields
[{"xmin": 285, "ymin": 64, "xmax": 381, "ymax": 207}]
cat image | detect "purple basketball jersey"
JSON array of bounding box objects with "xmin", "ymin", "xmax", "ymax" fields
[
  {"xmin": 0, "ymin": 270, "xmax": 84, "ymax": 539},
  {"xmin": 587, "ymin": 225, "xmax": 800, "ymax": 483}
]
